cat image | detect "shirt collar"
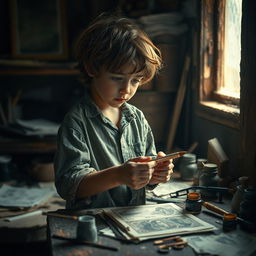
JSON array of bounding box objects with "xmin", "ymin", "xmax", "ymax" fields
[
  {"xmin": 82, "ymin": 90, "xmax": 136, "ymax": 121},
  {"xmin": 82, "ymin": 90, "xmax": 101, "ymax": 118}
]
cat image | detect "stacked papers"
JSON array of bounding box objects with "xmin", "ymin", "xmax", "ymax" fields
[
  {"xmin": 0, "ymin": 184, "xmax": 55, "ymax": 208},
  {"xmin": 186, "ymin": 232, "xmax": 256, "ymax": 256}
]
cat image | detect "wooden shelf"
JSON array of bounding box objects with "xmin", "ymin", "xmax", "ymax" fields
[
  {"xmin": 0, "ymin": 136, "xmax": 57, "ymax": 154},
  {"xmin": 0, "ymin": 60, "xmax": 80, "ymax": 76},
  {"xmin": 0, "ymin": 68, "xmax": 80, "ymax": 76}
]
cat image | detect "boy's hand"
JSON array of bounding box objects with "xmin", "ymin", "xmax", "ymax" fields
[
  {"xmin": 120, "ymin": 156, "xmax": 156, "ymax": 190},
  {"xmin": 148, "ymin": 151, "xmax": 174, "ymax": 185}
]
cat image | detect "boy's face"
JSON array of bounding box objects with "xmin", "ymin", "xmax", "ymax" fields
[{"xmin": 89, "ymin": 65, "xmax": 143, "ymax": 109}]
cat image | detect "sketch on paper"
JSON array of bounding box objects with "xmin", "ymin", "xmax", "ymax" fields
[{"xmin": 104, "ymin": 203, "xmax": 216, "ymax": 240}]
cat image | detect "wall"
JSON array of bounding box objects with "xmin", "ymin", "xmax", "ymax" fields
[{"xmin": 191, "ymin": 108, "xmax": 240, "ymax": 177}]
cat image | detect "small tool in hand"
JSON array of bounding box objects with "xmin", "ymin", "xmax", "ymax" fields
[{"xmin": 150, "ymin": 151, "xmax": 187, "ymax": 163}]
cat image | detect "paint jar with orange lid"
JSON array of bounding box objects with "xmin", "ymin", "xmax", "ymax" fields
[
  {"xmin": 223, "ymin": 213, "xmax": 237, "ymax": 231},
  {"xmin": 185, "ymin": 192, "xmax": 202, "ymax": 214}
]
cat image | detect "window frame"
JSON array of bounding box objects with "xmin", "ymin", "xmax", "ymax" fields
[{"xmin": 196, "ymin": 0, "xmax": 240, "ymax": 130}]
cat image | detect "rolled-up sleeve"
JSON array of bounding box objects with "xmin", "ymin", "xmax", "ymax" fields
[{"xmin": 54, "ymin": 124, "xmax": 95, "ymax": 206}]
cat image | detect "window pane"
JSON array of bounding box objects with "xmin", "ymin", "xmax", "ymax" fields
[{"xmin": 220, "ymin": 0, "xmax": 242, "ymax": 98}]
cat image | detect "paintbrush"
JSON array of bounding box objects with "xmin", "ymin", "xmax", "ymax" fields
[{"xmin": 43, "ymin": 211, "xmax": 78, "ymax": 220}]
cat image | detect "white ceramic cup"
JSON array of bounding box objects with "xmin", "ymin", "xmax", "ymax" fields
[{"xmin": 76, "ymin": 215, "xmax": 98, "ymax": 242}]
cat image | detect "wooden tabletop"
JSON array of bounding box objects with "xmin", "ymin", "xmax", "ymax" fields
[
  {"xmin": 46, "ymin": 202, "xmax": 229, "ymax": 256},
  {"xmin": 0, "ymin": 196, "xmax": 65, "ymax": 244}
]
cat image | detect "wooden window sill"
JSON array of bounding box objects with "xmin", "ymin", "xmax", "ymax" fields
[{"xmin": 196, "ymin": 101, "xmax": 240, "ymax": 130}]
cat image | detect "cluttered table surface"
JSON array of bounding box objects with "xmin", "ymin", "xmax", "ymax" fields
[
  {"xmin": 0, "ymin": 182, "xmax": 65, "ymax": 244},
  {"xmin": 47, "ymin": 180, "xmax": 256, "ymax": 256}
]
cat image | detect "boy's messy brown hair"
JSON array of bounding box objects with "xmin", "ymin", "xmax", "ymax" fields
[{"xmin": 76, "ymin": 13, "xmax": 162, "ymax": 85}]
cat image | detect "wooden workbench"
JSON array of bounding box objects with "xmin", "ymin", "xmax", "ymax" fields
[{"xmin": 46, "ymin": 201, "xmax": 235, "ymax": 256}]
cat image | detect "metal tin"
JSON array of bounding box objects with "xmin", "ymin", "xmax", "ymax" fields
[
  {"xmin": 185, "ymin": 192, "xmax": 202, "ymax": 214},
  {"xmin": 223, "ymin": 213, "xmax": 237, "ymax": 231}
]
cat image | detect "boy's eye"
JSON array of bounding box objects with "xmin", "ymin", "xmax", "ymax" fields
[
  {"xmin": 111, "ymin": 76, "xmax": 123, "ymax": 81},
  {"xmin": 131, "ymin": 78, "xmax": 141, "ymax": 85}
]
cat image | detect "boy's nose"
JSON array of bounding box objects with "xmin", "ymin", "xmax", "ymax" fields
[{"xmin": 120, "ymin": 81, "xmax": 131, "ymax": 94}]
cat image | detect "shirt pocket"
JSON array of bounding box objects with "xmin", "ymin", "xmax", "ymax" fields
[{"xmin": 128, "ymin": 141, "xmax": 145, "ymax": 158}]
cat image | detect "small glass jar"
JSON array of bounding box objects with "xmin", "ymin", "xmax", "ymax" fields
[
  {"xmin": 179, "ymin": 153, "xmax": 197, "ymax": 181},
  {"xmin": 193, "ymin": 158, "xmax": 207, "ymax": 186},
  {"xmin": 185, "ymin": 192, "xmax": 202, "ymax": 214},
  {"xmin": 231, "ymin": 176, "xmax": 248, "ymax": 214},
  {"xmin": 199, "ymin": 163, "xmax": 220, "ymax": 198},
  {"xmin": 223, "ymin": 213, "xmax": 237, "ymax": 231},
  {"xmin": 231, "ymin": 185, "xmax": 244, "ymax": 214}
]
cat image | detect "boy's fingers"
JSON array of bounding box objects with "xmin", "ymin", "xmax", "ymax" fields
[
  {"xmin": 131, "ymin": 156, "xmax": 152, "ymax": 162},
  {"xmin": 157, "ymin": 151, "xmax": 166, "ymax": 158}
]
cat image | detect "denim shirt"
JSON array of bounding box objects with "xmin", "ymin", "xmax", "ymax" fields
[{"xmin": 54, "ymin": 92, "xmax": 156, "ymax": 209}]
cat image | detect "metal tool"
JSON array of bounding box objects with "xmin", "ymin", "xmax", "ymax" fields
[
  {"xmin": 154, "ymin": 235, "xmax": 187, "ymax": 253},
  {"xmin": 150, "ymin": 151, "xmax": 187, "ymax": 163},
  {"xmin": 169, "ymin": 186, "xmax": 232, "ymax": 203}
]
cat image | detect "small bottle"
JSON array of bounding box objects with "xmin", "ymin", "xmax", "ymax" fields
[
  {"xmin": 193, "ymin": 158, "xmax": 207, "ymax": 186},
  {"xmin": 185, "ymin": 192, "xmax": 202, "ymax": 214},
  {"xmin": 179, "ymin": 153, "xmax": 197, "ymax": 181},
  {"xmin": 231, "ymin": 176, "xmax": 248, "ymax": 214},
  {"xmin": 223, "ymin": 213, "xmax": 237, "ymax": 231},
  {"xmin": 199, "ymin": 163, "xmax": 220, "ymax": 198}
]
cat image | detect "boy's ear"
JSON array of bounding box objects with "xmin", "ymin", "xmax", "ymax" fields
[{"xmin": 84, "ymin": 64, "xmax": 94, "ymax": 77}]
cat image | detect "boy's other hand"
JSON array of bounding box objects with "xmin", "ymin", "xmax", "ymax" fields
[
  {"xmin": 120, "ymin": 156, "xmax": 156, "ymax": 190},
  {"xmin": 148, "ymin": 151, "xmax": 174, "ymax": 185}
]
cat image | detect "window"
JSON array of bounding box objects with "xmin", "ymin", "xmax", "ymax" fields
[{"xmin": 198, "ymin": 0, "xmax": 241, "ymax": 129}]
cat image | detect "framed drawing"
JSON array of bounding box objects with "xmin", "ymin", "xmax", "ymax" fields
[{"xmin": 10, "ymin": 0, "xmax": 68, "ymax": 60}]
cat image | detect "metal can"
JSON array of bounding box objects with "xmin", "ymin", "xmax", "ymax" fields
[
  {"xmin": 185, "ymin": 192, "xmax": 202, "ymax": 214},
  {"xmin": 223, "ymin": 213, "xmax": 237, "ymax": 231}
]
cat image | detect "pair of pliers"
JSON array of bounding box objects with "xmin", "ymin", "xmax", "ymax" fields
[{"xmin": 153, "ymin": 235, "xmax": 187, "ymax": 253}]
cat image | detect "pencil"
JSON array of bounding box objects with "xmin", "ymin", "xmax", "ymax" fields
[
  {"xmin": 52, "ymin": 235, "xmax": 119, "ymax": 251},
  {"xmin": 43, "ymin": 212, "xmax": 78, "ymax": 220},
  {"xmin": 150, "ymin": 151, "xmax": 187, "ymax": 163}
]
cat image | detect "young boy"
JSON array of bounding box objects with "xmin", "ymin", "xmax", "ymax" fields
[{"xmin": 54, "ymin": 14, "xmax": 174, "ymax": 210}]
